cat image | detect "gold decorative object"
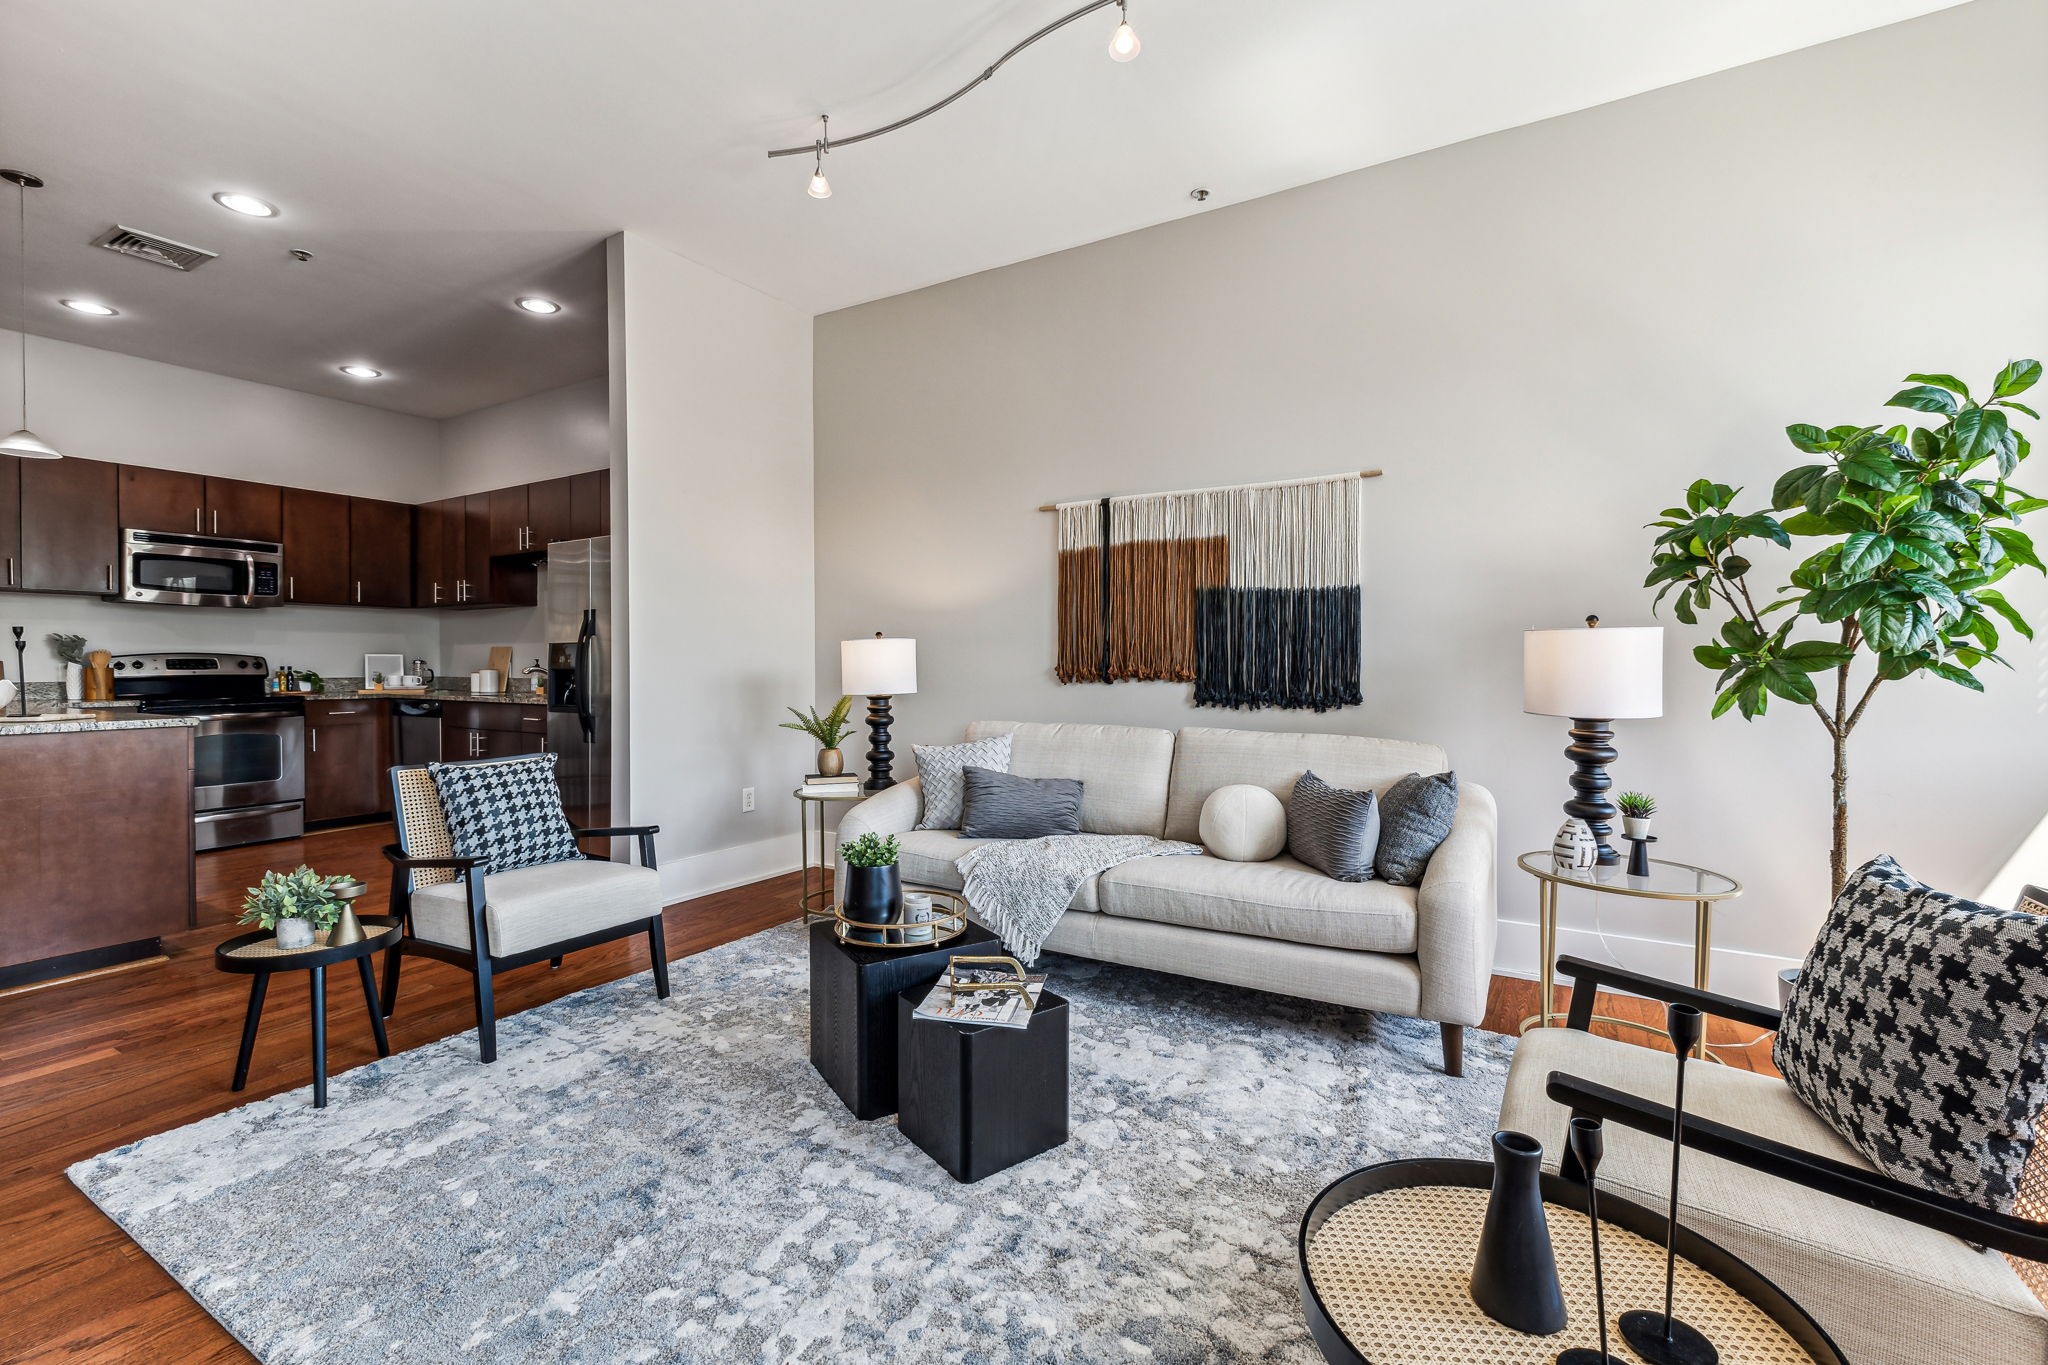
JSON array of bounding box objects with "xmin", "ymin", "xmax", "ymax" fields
[
  {"xmin": 328, "ymin": 905, "xmax": 366, "ymax": 946},
  {"xmin": 943, "ymin": 955, "xmax": 1031, "ymax": 1001},
  {"xmin": 831, "ymin": 884, "xmax": 970, "ymax": 949}
]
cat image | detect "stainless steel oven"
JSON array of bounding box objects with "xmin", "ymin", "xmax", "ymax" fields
[
  {"xmin": 113, "ymin": 653, "xmax": 306, "ymax": 849},
  {"xmin": 121, "ymin": 529, "xmax": 284, "ymax": 607}
]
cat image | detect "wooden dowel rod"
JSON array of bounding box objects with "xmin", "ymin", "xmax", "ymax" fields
[{"xmin": 1036, "ymin": 468, "xmax": 1382, "ymax": 511}]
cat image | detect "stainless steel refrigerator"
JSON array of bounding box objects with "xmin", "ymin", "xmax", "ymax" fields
[{"xmin": 545, "ymin": 536, "xmax": 612, "ymax": 833}]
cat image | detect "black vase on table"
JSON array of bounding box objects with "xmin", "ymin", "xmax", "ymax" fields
[
  {"xmin": 839, "ymin": 863, "xmax": 902, "ymax": 944},
  {"xmin": 1470, "ymin": 1129, "xmax": 1569, "ymax": 1336},
  {"xmin": 1619, "ymin": 1002, "xmax": 1720, "ymax": 1365}
]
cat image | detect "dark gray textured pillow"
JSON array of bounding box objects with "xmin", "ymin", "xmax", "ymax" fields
[
  {"xmin": 1374, "ymin": 771, "xmax": 1458, "ymax": 885},
  {"xmin": 1775, "ymin": 855, "xmax": 2048, "ymax": 1215},
  {"xmin": 1286, "ymin": 770, "xmax": 1380, "ymax": 882},
  {"xmin": 959, "ymin": 766, "xmax": 1083, "ymax": 840}
]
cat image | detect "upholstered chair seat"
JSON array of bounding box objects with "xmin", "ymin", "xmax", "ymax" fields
[{"xmin": 409, "ymin": 860, "xmax": 663, "ymax": 959}]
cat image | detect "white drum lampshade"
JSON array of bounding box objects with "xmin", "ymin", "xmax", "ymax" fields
[
  {"xmin": 1522, "ymin": 617, "xmax": 1663, "ymax": 867},
  {"xmin": 841, "ymin": 635, "xmax": 917, "ymax": 697}
]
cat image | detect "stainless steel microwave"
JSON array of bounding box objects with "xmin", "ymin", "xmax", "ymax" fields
[{"xmin": 121, "ymin": 529, "xmax": 285, "ymax": 607}]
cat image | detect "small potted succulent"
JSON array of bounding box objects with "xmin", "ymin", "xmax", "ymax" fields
[
  {"xmin": 780, "ymin": 695, "xmax": 856, "ymax": 777},
  {"xmin": 837, "ymin": 832, "xmax": 902, "ymax": 941},
  {"xmin": 240, "ymin": 865, "xmax": 355, "ymax": 950},
  {"xmin": 1616, "ymin": 791, "xmax": 1657, "ymax": 841}
]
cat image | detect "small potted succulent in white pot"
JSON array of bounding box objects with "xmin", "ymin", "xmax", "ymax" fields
[
  {"xmin": 240, "ymin": 865, "xmax": 353, "ymax": 950},
  {"xmin": 1616, "ymin": 791, "xmax": 1657, "ymax": 842},
  {"xmin": 780, "ymin": 695, "xmax": 856, "ymax": 777}
]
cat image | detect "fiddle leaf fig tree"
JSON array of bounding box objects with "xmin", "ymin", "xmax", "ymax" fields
[{"xmin": 1646, "ymin": 360, "xmax": 2044, "ymax": 897}]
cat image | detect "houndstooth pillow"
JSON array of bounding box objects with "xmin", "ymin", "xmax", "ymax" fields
[
  {"xmin": 1775, "ymin": 855, "xmax": 2048, "ymax": 1214},
  {"xmin": 429, "ymin": 754, "xmax": 583, "ymax": 874},
  {"xmin": 913, "ymin": 733, "xmax": 1013, "ymax": 831}
]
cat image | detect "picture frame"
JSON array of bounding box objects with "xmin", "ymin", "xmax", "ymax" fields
[{"xmin": 364, "ymin": 653, "xmax": 405, "ymax": 685}]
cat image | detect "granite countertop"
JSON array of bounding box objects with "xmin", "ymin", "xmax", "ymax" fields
[
  {"xmin": 311, "ymin": 687, "xmax": 546, "ymax": 706},
  {"xmin": 0, "ymin": 712, "xmax": 197, "ymax": 736}
]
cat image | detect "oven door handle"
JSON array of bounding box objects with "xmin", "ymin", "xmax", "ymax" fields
[{"xmin": 181, "ymin": 711, "xmax": 302, "ymax": 723}]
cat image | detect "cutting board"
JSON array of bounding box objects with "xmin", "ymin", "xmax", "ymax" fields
[{"xmin": 486, "ymin": 646, "xmax": 514, "ymax": 694}]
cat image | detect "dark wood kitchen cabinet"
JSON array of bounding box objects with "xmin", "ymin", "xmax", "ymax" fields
[
  {"xmin": 305, "ymin": 699, "xmax": 390, "ymax": 823},
  {"xmin": 20, "ymin": 455, "xmax": 120, "ymax": 594},
  {"xmin": 440, "ymin": 701, "xmax": 548, "ymax": 760},
  {"xmin": 120, "ymin": 465, "xmax": 206, "ymax": 534},
  {"xmin": 526, "ymin": 474, "xmax": 573, "ymax": 549},
  {"xmin": 0, "ymin": 455, "xmax": 20, "ymax": 591},
  {"xmin": 205, "ymin": 476, "xmax": 283, "ymax": 541},
  {"xmin": 487, "ymin": 483, "xmax": 529, "ymax": 556},
  {"xmin": 437, "ymin": 495, "xmax": 468, "ymax": 604},
  {"xmin": 413, "ymin": 497, "xmax": 445, "ymax": 606},
  {"xmin": 348, "ymin": 498, "xmax": 413, "ymax": 607},
  {"xmin": 281, "ymin": 487, "xmax": 351, "ymax": 605}
]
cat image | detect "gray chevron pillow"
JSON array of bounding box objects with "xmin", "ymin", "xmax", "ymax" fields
[{"xmin": 913, "ymin": 733, "xmax": 1014, "ymax": 831}]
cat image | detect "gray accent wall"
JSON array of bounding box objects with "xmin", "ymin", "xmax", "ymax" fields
[{"xmin": 813, "ymin": 0, "xmax": 2048, "ymax": 999}]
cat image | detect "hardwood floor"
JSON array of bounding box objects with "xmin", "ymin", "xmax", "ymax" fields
[{"xmin": 0, "ymin": 826, "xmax": 1773, "ymax": 1361}]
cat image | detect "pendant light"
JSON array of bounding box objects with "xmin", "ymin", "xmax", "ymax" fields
[
  {"xmin": 1108, "ymin": 0, "xmax": 1141, "ymax": 62},
  {"xmin": 807, "ymin": 116, "xmax": 833, "ymax": 200},
  {"xmin": 1, "ymin": 170, "xmax": 61, "ymax": 461}
]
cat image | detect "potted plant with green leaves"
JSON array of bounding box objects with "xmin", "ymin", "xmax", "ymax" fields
[
  {"xmin": 1646, "ymin": 359, "xmax": 2043, "ymax": 896},
  {"xmin": 240, "ymin": 865, "xmax": 354, "ymax": 950},
  {"xmin": 1616, "ymin": 792, "xmax": 1657, "ymax": 842},
  {"xmin": 780, "ymin": 695, "xmax": 856, "ymax": 777},
  {"xmin": 837, "ymin": 832, "xmax": 902, "ymax": 942}
]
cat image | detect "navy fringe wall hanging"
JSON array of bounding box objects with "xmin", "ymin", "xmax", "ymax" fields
[{"xmin": 1052, "ymin": 472, "xmax": 1370, "ymax": 712}]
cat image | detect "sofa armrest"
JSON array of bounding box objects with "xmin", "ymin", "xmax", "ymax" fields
[
  {"xmin": 1416, "ymin": 781, "xmax": 1498, "ymax": 1027},
  {"xmin": 836, "ymin": 777, "xmax": 923, "ymax": 844}
]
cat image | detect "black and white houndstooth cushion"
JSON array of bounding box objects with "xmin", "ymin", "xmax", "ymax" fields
[
  {"xmin": 1775, "ymin": 855, "xmax": 2048, "ymax": 1214},
  {"xmin": 428, "ymin": 754, "xmax": 583, "ymax": 874}
]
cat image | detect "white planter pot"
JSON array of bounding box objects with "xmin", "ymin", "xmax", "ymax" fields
[
  {"xmin": 274, "ymin": 917, "xmax": 316, "ymax": 950},
  {"xmin": 64, "ymin": 662, "xmax": 84, "ymax": 703},
  {"xmin": 1622, "ymin": 816, "xmax": 1653, "ymax": 841}
]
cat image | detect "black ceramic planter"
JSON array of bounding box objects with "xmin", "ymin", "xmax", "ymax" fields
[
  {"xmin": 1470, "ymin": 1129, "xmax": 1569, "ymax": 1335},
  {"xmin": 840, "ymin": 863, "xmax": 902, "ymax": 944}
]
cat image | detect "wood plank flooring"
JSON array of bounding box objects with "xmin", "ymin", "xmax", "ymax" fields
[{"xmin": 0, "ymin": 823, "xmax": 1771, "ymax": 1361}]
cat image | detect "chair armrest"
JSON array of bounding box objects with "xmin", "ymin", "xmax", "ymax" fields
[
  {"xmin": 573, "ymin": 827, "xmax": 659, "ymax": 870},
  {"xmin": 837, "ymin": 777, "xmax": 923, "ymax": 844},
  {"xmin": 1546, "ymin": 1071, "xmax": 2048, "ymax": 1261},
  {"xmin": 1417, "ymin": 781, "xmax": 1498, "ymax": 1026},
  {"xmin": 1555, "ymin": 954, "xmax": 1782, "ymax": 1033},
  {"xmin": 381, "ymin": 843, "xmax": 485, "ymax": 873}
]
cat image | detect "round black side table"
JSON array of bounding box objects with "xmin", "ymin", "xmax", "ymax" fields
[{"xmin": 214, "ymin": 916, "xmax": 401, "ymax": 1108}]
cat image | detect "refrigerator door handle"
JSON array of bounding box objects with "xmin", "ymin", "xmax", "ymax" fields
[{"xmin": 575, "ymin": 609, "xmax": 598, "ymax": 742}]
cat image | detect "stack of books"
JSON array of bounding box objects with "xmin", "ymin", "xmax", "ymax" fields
[{"xmin": 799, "ymin": 772, "xmax": 862, "ymax": 798}]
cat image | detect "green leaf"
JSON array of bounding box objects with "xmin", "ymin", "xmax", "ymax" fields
[
  {"xmin": 1693, "ymin": 644, "xmax": 1735, "ymax": 669},
  {"xmin": 1672, "ymin": 590, "xmax": 1698, "ymax": 626},
  {"xmin": 1735, "ymin": 513, "xmax": 1792, "ymax": 548},
  {"xmin": 1785, "ymin": 424, "xmax": 1834, "ymax": 453},
  {"xmin": 1644, "ymin": 557, "xmax": 1697, "ymax": 588},
  {"xmin": 1999, "ymin": 401, "xmax": 2041, "ymax": 420},
  {"xmin": 1905, "ymin": 373, "xmax": 1971, "ymax": 399},
  {"xmin": 1977, "ymin": 588, "xmax": 2035, "ymax": 640},
  {"xmin": 1888, "ymin": 385, "xmax": 1959, "ymax": 415},
  {"xmin": 1721, "ymin": 554, "xmax": 1751, "ymax": 578},
  {"xmin": 1737, "ymin": 680, "xmax": 1769, "ymax": 719},
  {"xmin": 1897, "ymin": 571, "xmax": 1962, "ymax": 615},
  {"xmin": 1780, "ymin": 640, "xmax": 1856, "ymax": 669},
  {"xmin": 1839, "ymin": 531, "xmax": 1894, "ymax": 578},
  {"xmin": 1859, "ymin": 599, "xmax": 1937, "ymax": 652},
  {"xmin": 1811, "ymin": 581, "xmax": 1879, "ymax": 622},
  {"xmin": 1721, "ymin": 617, "xmax": 1764, "ymax": 650},
  {"xmin": 1762, "ymin": 661, "xmax": 1818, "ymax": 704},
  {"xmin": 1838, "ymin": 447, "xmax": 1902, "ymax": 488},
  {"xmin": 1891, "ymin": 538, "xmax": 1956, "ymax": 573},
  {"xmin": 1953, "ymin": 407, "xmax": 2009, "ymax": 465},
  {"xmin": 1925, "ymin": 659, "xmax": 1987, "ymax": 691},
  {"xmin": 1771, "ymin": 465, "xmax": 1829, "ymax": 510},
  {"xmin": 1910, "ymin": 427, "xmax": 1942, "ymax": 462},
  {"xmin": 1780, "ymin": 510, "xmax": 1855, "ymax": 537},
  {"xmin": 1992, "ymin": 359, "xmax": 2043, "ymax": 399},
  {"xmin": 1686, "ymin": 479, "xmax": 1737, "ymax": 513},
  {"xmin": 1932, "ymin": 480, "xmax": 1982, "ymax": 517},
  {"xmin": 1710, "ymin": 684, "xmax": 1742, "ymax": 719},
  {"xmin": 1988, "ymin": 526, "xmax": 2045, "ymax": 572}
]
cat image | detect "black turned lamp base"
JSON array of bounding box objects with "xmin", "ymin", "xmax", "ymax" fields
[
  {"xmin": 863, "ymin": 695, "xmax": 897, "ymax": 793},
  {"xmin": 1619, "ymin": 1311, "xmax": 1720, "ymax": 1365},
  {"xmin": 1564, "ymin": 716, "xmax": 1621, "ymax": 865}
]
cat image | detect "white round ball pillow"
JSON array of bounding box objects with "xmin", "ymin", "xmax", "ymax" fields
[{"xmin": 1198, "ymin": 784, "xmax": 1288, "ymax": 862}]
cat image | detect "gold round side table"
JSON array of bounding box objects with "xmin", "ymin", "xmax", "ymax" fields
[
  {"xmin": 1515, "ymin": 852, "xmax": 1743, "ymax": 1057},
  {"xmin": 795, "ymin": 787, "xmax": 868, "ymax": 920}
]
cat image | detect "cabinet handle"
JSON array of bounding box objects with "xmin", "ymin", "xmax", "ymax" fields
[
  {"xmin": 432, "ymin": 582, "xmax": 441, "ymax": 604},
  {"xmin": 195, "ymin": 508, "xmax": 202, "ymax": 533},
  {"xmin": 311, "ymin": 729, "xmax": 318, "ymax": 753},
  {"xmin": 4, "ymin": 556, "xmax": 11, "ymax": 586},
  {"xmin": 355, "ymin": 581, "xmax": 362, "ymax": 604},
  {"xmin": 106, "ymin": 564, "xmax": 115, "ymax": 591},
  {"xmin": 213, "ymin": 509, "xmax": 219, "ymax": 535},
  {"xmin": 289, "ymin": 575, "xmax": 295, "ymax": 600}
]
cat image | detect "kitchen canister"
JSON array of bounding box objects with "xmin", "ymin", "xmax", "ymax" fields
[
  {"xmin": 1551, "ymin": 818, "xmax": 1598, "ymax": 872},
  {"xmin": 470, "ymin": 669, "xmax": 500, "ymax": 694},
  {"xmin": 900, "ymin": 891, "xmax": 935, "ymax": 945}
]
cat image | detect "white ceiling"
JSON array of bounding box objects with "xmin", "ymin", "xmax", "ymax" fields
[{"xmin": 0, "ymin": 0, "xmax": 1970, "ymax": 418}]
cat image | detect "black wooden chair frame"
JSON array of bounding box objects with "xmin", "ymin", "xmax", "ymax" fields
[
  {"xmin": 1543, "ymin": 953, "xmax": 2048, "ymax": 1261},
  {"xmin": 381, "ymin": 824, "xmax": 668, "ymax": 1063}
]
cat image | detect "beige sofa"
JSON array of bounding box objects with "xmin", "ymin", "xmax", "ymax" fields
[{"xmin": 836, "ymin": 720, "xmax": 1498, "ymax": 1075}]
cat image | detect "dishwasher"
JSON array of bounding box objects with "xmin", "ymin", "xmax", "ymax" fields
[{"xmin": 395, "ymin": 700, "xmax": 443, "ymax": 766}]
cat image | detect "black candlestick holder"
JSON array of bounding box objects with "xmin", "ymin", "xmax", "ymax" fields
[
  {"xmin": 1557, "ymin": 1115, "xmax": 1621, "ymax": 1365},
  {"xmin": 1624, "ymin": 833, "xmax": 1657, "ymax": 878},
  {"xmin": 1619, "ymin": 1002, "xmax": 1720, "ymax": 1365},
  {"xmin": 10, "ymin": 626, "xmax": 25, "ymax": 716}
]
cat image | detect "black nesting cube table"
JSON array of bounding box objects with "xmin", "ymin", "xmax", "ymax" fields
[
  {"xmin": 809, "ymin": 918, "xmax": 999, "ymax": 1120},
  {"xmin": 896, "ymin": 987, "xmax": 1070, "ymax": 1183}
]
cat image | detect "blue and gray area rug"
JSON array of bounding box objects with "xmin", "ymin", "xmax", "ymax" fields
[{"xmin": 70, "ymin": 921, "xmax": 1512, "ymax": 1362}]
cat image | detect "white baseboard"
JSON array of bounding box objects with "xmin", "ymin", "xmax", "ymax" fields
[
  {"xmin": 1494, "ymin": 918, "xmax": 1799, "ymax": 1009},
  {"xmin": 657, "ymin": 835, "xmax": 799, "ymax": 906}
]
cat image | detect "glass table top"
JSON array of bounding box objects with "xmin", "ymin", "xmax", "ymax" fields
[{"xmin": 1516, "ymin": 851, "xmax": 1741, "ymax": 900}]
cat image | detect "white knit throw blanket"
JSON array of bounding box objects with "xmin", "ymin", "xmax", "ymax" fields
[{"xmin": 955, "ymin": 833, "xmax": 1203, "ymax": 964}]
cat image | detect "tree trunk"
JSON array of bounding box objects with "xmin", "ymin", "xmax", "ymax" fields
[{"xmin": 1830, "ymin": 729, "xmax": 1850, "ymax": 901}]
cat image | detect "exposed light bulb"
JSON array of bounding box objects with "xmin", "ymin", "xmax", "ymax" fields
[
  {"xmin": 338, "ymin": 364, "xmax": 383, "ymax": 379},
  {"xmin": 1109, "ymin": 12, "xmax": 1140, "ymax": 62},
  {"xmin": 808, "ymin": 170, "xmax": 833, "ymax": 200},
  {"xmin": 213, "ymin": 192, "xmax": 278, "ymax": 218},
  {"xmin": 60, "ymin": 299, "xmax": 118, "ymax": 316}
]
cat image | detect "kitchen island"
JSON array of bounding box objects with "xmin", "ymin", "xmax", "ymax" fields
[{"xmin": 0, "ymin": 721, "xmax": 196, "ymax": 990}]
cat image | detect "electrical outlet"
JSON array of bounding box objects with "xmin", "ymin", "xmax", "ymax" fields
[{"xmin": 741, "ymin": 787, "xmax": 755, "ymax": 813}]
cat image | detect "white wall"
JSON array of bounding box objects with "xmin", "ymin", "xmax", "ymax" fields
[
  {"xmin": 435, "ymin": 376, "xmax": 608, "ymax": 500},
  {"xmin": 610, "ymin": 232, "xmax": 815, "ymax": 899},
  {"xmin": 813, "ymin": 0, "xmax": 2048, "ymax": 1003}
]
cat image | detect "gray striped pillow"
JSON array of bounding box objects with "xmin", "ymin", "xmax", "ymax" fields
[
  {"xmin": 1286, "ymin": 769, "xmax": 1380, "ymax": 882},
  {"xmin": 913, "ymin": 733, "xmax": 1014, "ymax": 830},
  {"xmin": 959, "ymin": 766, "xmax": 1084, "ymax": 840}
]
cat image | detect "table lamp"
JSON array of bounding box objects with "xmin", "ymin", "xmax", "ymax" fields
[
  {"xmin": 841, "ymin": 632, "xmax": 917, "ymax": 793},
  {"xmin": 1523, "ymin": 616, "xmax": 1662, "ymax": 866}
]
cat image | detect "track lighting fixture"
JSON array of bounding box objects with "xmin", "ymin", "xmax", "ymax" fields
[{"xmin": 772, "ymin": 0, "xmax": 1141, "ymax": 197}]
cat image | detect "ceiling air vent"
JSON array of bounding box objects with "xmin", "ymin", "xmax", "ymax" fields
[{"xmin": 90, "ymin": 225, "xmax": 218, "ymax": 272}]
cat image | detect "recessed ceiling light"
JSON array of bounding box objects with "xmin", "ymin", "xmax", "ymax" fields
[
  {"xmin": 59, "ymin": 299, "xmax": 119, "ymax": 316},
  {"xmin": 212, "ymin": 192, "xmax": 278, "ymax": 218},
  {"xmin": 515, "ymin": 297, "xmax": 561, "ymax": 314},
  {"xmin": 338, "ymin": 364, "xmax": 383, "ymax": 379}
]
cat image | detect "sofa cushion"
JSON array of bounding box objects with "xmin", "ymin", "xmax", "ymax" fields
[
  {"xmin": 1500, "ymin": 1026, "xmax": 2048, "ymax": 1365},
  {"xmin": 966, "ymin": 721, "xmax": 1174, "ymax": 836},
  {"xmin": 1285, "ymin": 770, "xmax": 1381, "ymax": 881},
  {"xmin": 1163, "ymin": 726, "xmax": 1448, "ymax": 842},
  {"xmin": 893, "ymin": 828, "xmax": 1100, "ymax": 912},
  {"xmin": 1375, "ymin": 770, "xmax": 1460, "ymax": 885},
  {"xmin": 960, "ymin": 767, "xmax": 1084, "ymax": 840},
  {"xmin": 1098, "ymin": 853, "xmax": 1416, "ymax": 954},
  {"xmin": 912, "ymin": 733, "xmax": 1013, "ymax": 831},
  {"xmin": 1199, "ymin": 784, "xmax": 1288, "ymax": 862},
  {"xmin": 410, "ymin": 858, "xmax": 661, "ymax": 958}
]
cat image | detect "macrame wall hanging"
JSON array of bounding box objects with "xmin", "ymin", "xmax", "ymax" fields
[{"xmin": 1047, "ymin": 471, "xmax": 1375, "ymax": 712}]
